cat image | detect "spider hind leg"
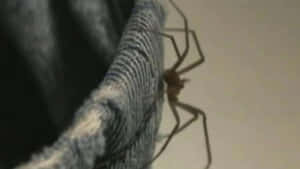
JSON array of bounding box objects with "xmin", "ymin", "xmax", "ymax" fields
[{"xmin": 174, "ymin": 100, "xmax": 212, "ymax": 169}]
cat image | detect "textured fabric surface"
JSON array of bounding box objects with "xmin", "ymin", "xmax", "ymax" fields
[{"xmin": 0, "ymin": 0, "xmax": 165, "ymax": 169}]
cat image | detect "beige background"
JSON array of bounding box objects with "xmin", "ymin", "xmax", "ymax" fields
[{"xmin": 154, "ymin": 0, "xmax": 300, "ymax": 169}]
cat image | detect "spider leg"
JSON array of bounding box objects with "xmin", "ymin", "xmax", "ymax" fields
[
  {"xmin": 136, "ymin": 0, "xmax": 192, "ymax": 70},
  {"xmin": 173, "ymin": 101, "xmax": 199, "ymax": 135},
  {"xmin": 141, "ymin": 99, "xmax": 181, "ymax": 168},
  {"xmin": 147, "ymin": 30, "xmax": 182, "ymax": 60},
  {"xmin": 165, "ymin": 28, "xmax": 205, "ymax": 75},
  {"xmin": 174, "ymin": 100, "xmax": 212, "ymax": 169},
  {"xmin": 153, "ymin": 100, "xmax": 212, "ymax": 169},
  {"xmin": 168, "ymin": 0, "xmax": 190, "ymax": 71},
  {"xmin": 155, "ymin": 98, "xmax": 198, "ymax": 140},
  {"xmin": 155, "ymin": 111, "xmax": 196, "ymax": 141}
]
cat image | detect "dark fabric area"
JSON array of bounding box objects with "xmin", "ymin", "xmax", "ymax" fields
[
  {"xmin": 0, "ymin": 31, "xmax": 58, "ymax": 168},
  {"xmin": 0, "ymin": 0, "xmax": 135, "ymax": 168}
]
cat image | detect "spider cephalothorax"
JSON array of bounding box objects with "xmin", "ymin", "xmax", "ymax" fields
[{"xmin": 164, "ymin": 69, "xmax": 189, "ymax": 101}]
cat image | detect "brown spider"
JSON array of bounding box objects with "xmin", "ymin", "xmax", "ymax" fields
[{"xmin": 141, "ymin": 0, "xmax": 213, "ymax": 169}]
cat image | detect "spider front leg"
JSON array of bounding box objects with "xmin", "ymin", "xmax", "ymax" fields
[
  {"xmin": 164, "ymin": 28, "xmax": 205, "ymax": 75},
  {"xmin": 152, "ymin": 31, "xmax": 182, "ymax": 60},
  {"xmin": 167, "ymin": 0, "xmax": 190, "ymax": 71}
]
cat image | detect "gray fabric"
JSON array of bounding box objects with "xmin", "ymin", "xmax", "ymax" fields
[{"xmin": 0, "ymin": 0, "xmax": 165, "ymax": 169}]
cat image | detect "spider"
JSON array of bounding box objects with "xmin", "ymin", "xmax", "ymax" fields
[
  {"xmin": 94, "ymin": 1, "xmax": 212, "ymax": 169},
  {"xmin": 140, "ymin": 0, "xmax": 213, "ymax": 169}
]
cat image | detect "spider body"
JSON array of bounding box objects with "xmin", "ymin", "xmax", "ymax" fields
[{"xmin": 164, "ymin": 69, "xmax": 188, "ymax": 102}]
